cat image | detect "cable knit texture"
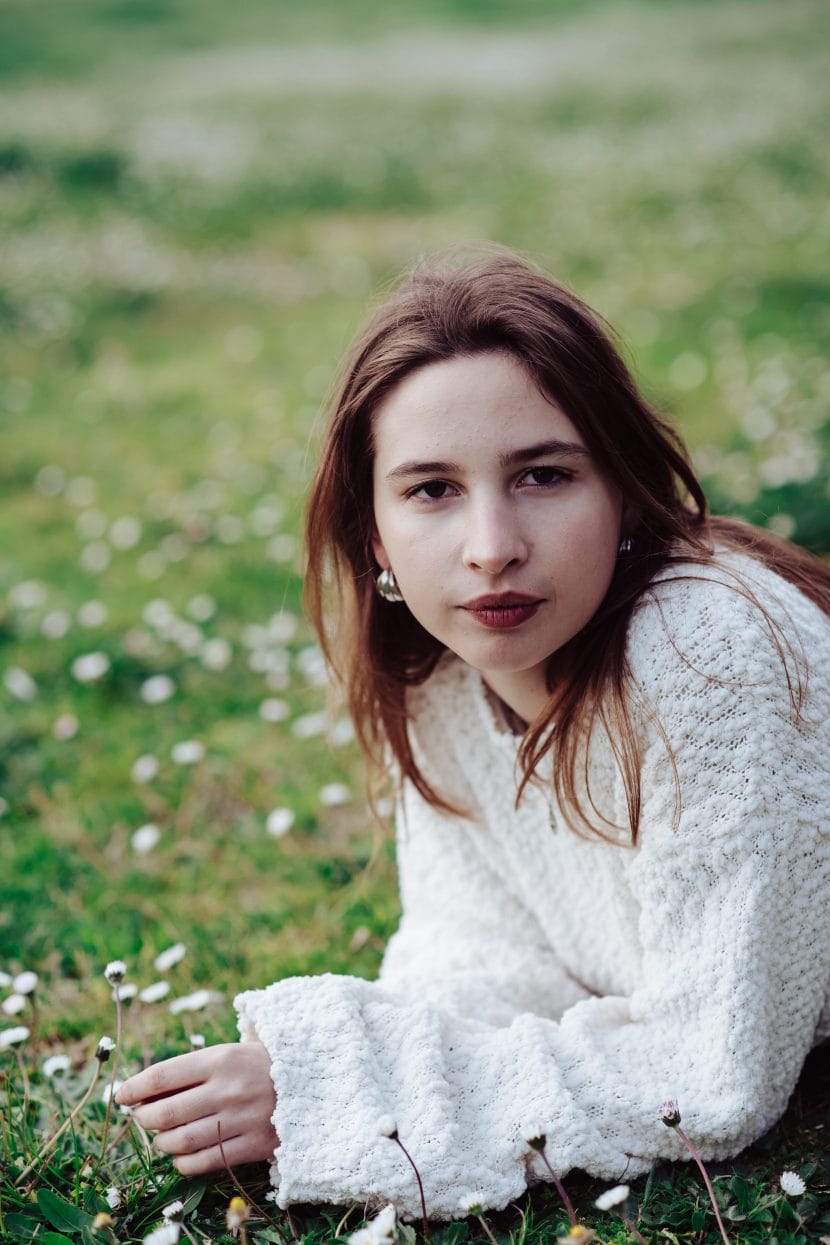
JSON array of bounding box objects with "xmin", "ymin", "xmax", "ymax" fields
[{"xmin": 235, "ymin": 552, "xmax": 830, "ymax": 1220}]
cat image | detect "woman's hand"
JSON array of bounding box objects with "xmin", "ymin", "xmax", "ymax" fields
[{"xmin": 116, "ymin": 1041, "xmax": 278, "ymax": 1175}]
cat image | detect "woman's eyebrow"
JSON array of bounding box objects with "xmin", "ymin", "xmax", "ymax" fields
[{"xmin": 385, "ymin": 440, "xmax": 589, "ymax": 481}]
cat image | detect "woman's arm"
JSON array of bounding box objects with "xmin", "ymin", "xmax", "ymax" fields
[{"xmin": 234, "ymin": 574, "xmax": 830, "ymax": 1219}]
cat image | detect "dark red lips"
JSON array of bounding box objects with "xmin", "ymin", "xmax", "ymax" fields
[{"xmin": 462, "ymin": 593, "xmax": 543, "ymax": 630}]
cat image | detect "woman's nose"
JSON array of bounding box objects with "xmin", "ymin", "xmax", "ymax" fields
[{"xmin": 462, "ymin": 501, "xmax": 528, "ymax": 575}]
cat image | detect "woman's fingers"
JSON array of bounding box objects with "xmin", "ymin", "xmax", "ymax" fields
[
  {"xmin": 117, "ymin": 1048, "xmax": 216, "ymax": 1106},
  {"xmin": 131, "ymin": 1084, "xmax": 213, "ymax": 1133},
  {"xmin": 153, "ymin": 1115, "xmax": 238, "ymax": 1157},
  {"xmin": 171, "ymin": 1128, "xmax": 279, "ymax": 1177}
]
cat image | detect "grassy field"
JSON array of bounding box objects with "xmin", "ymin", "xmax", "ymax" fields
[{"xmin": 1, "ymin": 0, "xmax": 829, "ymax": 1240}]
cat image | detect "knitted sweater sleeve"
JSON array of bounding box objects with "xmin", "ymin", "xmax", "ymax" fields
[{"xmin": 234, "ymin": 572, "xmax": 830, "ymax": 1220}]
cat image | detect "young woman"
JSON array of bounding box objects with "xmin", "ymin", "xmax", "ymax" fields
[{"xmin": 118, "ymin": 249, "xmax": 830, "ymax": 1222}]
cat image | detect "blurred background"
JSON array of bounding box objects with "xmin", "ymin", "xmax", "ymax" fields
[{"xmin": 1, "ymin": 0, "xmax": 828, "ymax": 1039}]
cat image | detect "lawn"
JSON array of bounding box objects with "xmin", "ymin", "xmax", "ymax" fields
[{"xmin": 1, "ymin": 0, "xmax": 828, "ymax": 1240}]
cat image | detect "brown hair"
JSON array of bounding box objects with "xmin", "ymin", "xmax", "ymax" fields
[{"xmin": 304, "ymin": 247, "xmax": 830, "ymax": 843}]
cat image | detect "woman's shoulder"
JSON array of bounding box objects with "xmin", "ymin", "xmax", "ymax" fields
[{"xmin": 626, "ymin": 547, "xmax": 830, "ymax": 698}]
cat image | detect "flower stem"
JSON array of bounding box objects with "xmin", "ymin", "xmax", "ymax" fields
[
  {"xmin": 536, "ymin": 1146, "xmax": 578, "ymax": 1227},
  {"xmin": 94, "ymin": 987, "xmax": 124, "ymax": 1175},
  {"xmin": 675, "ymin": 1125, "xmax": 732, "ymax": 1245},
  {"xmin": 15, "ymin": 1059, "xmax": 102, "ymax": 1186},
  {"xmin": 475, "ymin": 1212, "xmax": 500, "ymax": 1245},
  {"xmin": 216, "ymin": 1120, "xmax": 283, "ymax": 1234},
  {"xmin": 393, "ymin": 1135, "xmax": 430, "ymax": 1240}
]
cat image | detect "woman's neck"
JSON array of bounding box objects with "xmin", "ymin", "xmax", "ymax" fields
[{"xmin": 481, "ymin": 669, "xmax": 548, "ymax": 731}]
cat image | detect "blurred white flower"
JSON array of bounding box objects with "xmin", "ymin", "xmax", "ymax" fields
[
  {"xmin": 267, "ymin": 610, "xmax": 297, "ymax": 643},
  {"xmin": 137, "ymin": 551, "xmax": 167, "ymax": 580},
  {"xmin": 0, "ymin": 972, "xmax": 10, "ymax": 987},
  {"xmin": 266, "ymin": 533, "xmax": 297, "ymax": 563},
  {"xmin": 131, "ymin": 823, "xmax": 161, "ymax": 854},
  {"xmin": 101, "ymin": 1079, "xmax": 125, "ymax": 1105},
  {"xmin": 143, "ymin": 599, "xmax": 175, "ymax": 629},
  {"xmin": 259, "ymin": 697, "xmax": 289, "ymax": 722},
  {"xmin": 266, "ymin": 808, "xmax": 294, "ymax": 838},
  {"xmin": 76, "ymin": 509, "xmax": 107, "ymax": 540},
  {"xmin": 185, "ymin": 593, "xmax": 217, "ymax": 622},
  {"xmin": 43, "ymin": 1054, "xmax": 71, "ymax": 1077},
  {"xmin": 0, "ymin": 1026, "xmax": 30, "ymax": 1048},
  {"xmin": 95, "ymin": 1035, "xmax": 116, "ymax": 1061},
  {"xmin": 8, "ymin": 580, "xmax": 47, "ymax": 610},
  {"xmin": 13, "ymin": 971, "xmax": 38, "ymax": 995},
  {"xmin": 291, "ymin": 711, "xmax": 328, "ymax": 740},
  {"xmin": 109, "ymin": 516, "xmax": 143, "ymax": 550},
  {"xmin": 105, "ymin": 1186, "xmax": 122, "ymax": 1210},
  {"xmin": 169, "ymin": 989, "xmax": 222, "ymax": 1014},
  {"xmin": 131, "ymin": 754, "xmax": 159, "ymax": 783},
  {"xmin": 780, "ymin": 1171, "xmax": 806, "ymax": 1197},
  {"xmin": 144, "ymin": 1216, "xmax": 182, "ymax": 1242},
  {"xmin": 190, "ymin": 1033, "xmax": 205, "ymax": 1049},
  {"xmin": 2, "ymin": 994, "xmax": 26, "ymax": 1015},
  {"xmin": 319, "ymin": 783, "xmax": 351, "ymax": 807},
  {"xmin": 200, "ymin": 637, "xmax": 232, "ymax": 670},
  {"xmin": 347, "ymin": 1203, "xmax": 397, "ymax": 1245},
  {"xmin": 116, "ymin": 983, "xmax": 137, "ymax": 1001},
  {"xmin": 376, "ymin": 1114, "xmax": 397, "ymax": 1138},
  {"xmin": 458, "ymin": 1193, "xmax": 486, "ymax": 1216},
  {"xmin": 41, "ymin": 610, "xmax": 71, "ymax": 639},
  {"xmin": 139, "ymin": 981, "xmax": 171, "ymax": 1003},
  {"xmin": 154, "ymin": 943, "xmax": 186, "ymax": 972},
  {"xmin": 170, "ymin": 739, "xmax": 204, "ymax": 765},
  {"xmin": 4, "ymin": 667, "xmax": 38, "ymax": 702},
  {"xmin": 71, "ymin": 651, "xmax": 110, "ymax": 683},
  {"xmin": 140, "ymin": 675, "xmax": 176, "ymax": 704},
  {"xmin": 296, "ymin": 645, "xmax": 327, "ymax": 685},
  {"xmin": 162, "ymin": 1200, "xmax": 184, "ymax": 1220},
  {"xmin": 53, "ymin": 713, "xmax": 80, "ymax": 741},
  {"xmin": 329, "ymin": 717, "xmax": 355, "ymax": 746},
  {"xmin": 215, "ymin": 515, "xmax": 244, "ymax": 544},
  {"xmin": 35, "ymin": 465, "xmax": 66, "ymax": 496},
  {"xmin": 104, "ymin": 961, "xmax": 127, "ymax": 984},
  {"xmin": 80, "ymin": 541, "xmax": 111, "ymax": 573},
  {"xmin": 595, "ymin": 1185, "xmax": 630, "ymax": 1211},
  {"xmin": 78, "ymin": 600, "xmax": 108, "ymax": 627}
]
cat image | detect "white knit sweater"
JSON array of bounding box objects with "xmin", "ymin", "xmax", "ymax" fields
[{"xmin": 236, "ymin": 553, "xmax": 830, "ymax": 1220}]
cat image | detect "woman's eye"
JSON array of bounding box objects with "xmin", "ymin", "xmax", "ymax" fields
[
  {"xmin": 412, "ymin": 480, "xmax": 454, "ymax": 500},
  {"xmin": 522, "ymin": 466, "xmax": 569, "ymax": 487}
]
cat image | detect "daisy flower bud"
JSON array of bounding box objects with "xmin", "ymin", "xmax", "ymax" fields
[
  {"xmin": 376, "ymin": 1113, "xmax": 398, "ymax": 1138},
  {"xmin": 190, "ymin": 1033, "xmax": 205, "ymax": 1049},
  {"xmin": 139, "ymin": 981, "xmax": 170, "ymax": 1004},
  {"xmin": 226, "ymin": 1197, "xmax": 250, "ymax": 1231},
  {"xmin": 527, "ymin": 1134, "xmax": 547, "ymax": 1151},
  {"xmin": 162, "ymin": 1200, "xmax": 184, "ymax": 1220},
  {"xmin": 458, "ymin": 1194, "xmax": 486, "ymax": 1216},
  {"xmin": 0, "ymin": 1025, "xmax": 30, "ymax": 1049},
  {"xmin": 104, "ymin": 961, "xmax": 127, "ymax": 985},
  {"xmin": 780, "ymin": 1170, "xmax": 806, "ymax": 1197},
  {"xmin": 43, "ymin": 1053, "xmax": 71, "ymax": 1077},
  {"xmin": 96, "ymin": 1035, "xmax": 116, "ymax": 1062},
  {"xmin": 154, "ymin": 942, "xmax": 186, "ymax": 972},
  {"xmin": 93, "ymin": 1213, "xmax": 115, "ymax": 1230},
  {"xmin": 2, "ymin": 994, "xmax": 27, "ymax": 1015},
  {"xmin": 13, "ymin": 970, "xmax": 38, "ymax": 995},
  {"xmin": 658, "ymin": 1099, "xmax": 681, "ymax": 1126},
  {"xmin": 594, "ymin": 1184, "xmax": 630, "ymax": 1211}
]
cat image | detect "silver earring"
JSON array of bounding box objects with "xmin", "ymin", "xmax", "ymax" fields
[
  {"xmin": 618, "ymin": 536, "xmax": 634, "ymax": 555},
  {"xmin": 376, "ymin": 568, "xmax": 404, "ymax": 603}
]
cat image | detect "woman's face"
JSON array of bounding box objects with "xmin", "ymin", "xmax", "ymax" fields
[{"xmin": 371, "ymin": 352, "xmax": 624, "ymax": 720}]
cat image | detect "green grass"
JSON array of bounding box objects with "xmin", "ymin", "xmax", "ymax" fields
[{"xmin": 1, "ymin": 0, "xmax": 829, "ymax": 1239}]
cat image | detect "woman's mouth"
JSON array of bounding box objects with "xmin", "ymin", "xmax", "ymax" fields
[{"xmin": 462, "ymin": 594, "xmax": 543, "ymax": 630}]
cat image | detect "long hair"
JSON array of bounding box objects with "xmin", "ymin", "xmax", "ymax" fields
[{"xmin": 304, "ymin": 247, "xmax": 830, "ymax": 843}]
